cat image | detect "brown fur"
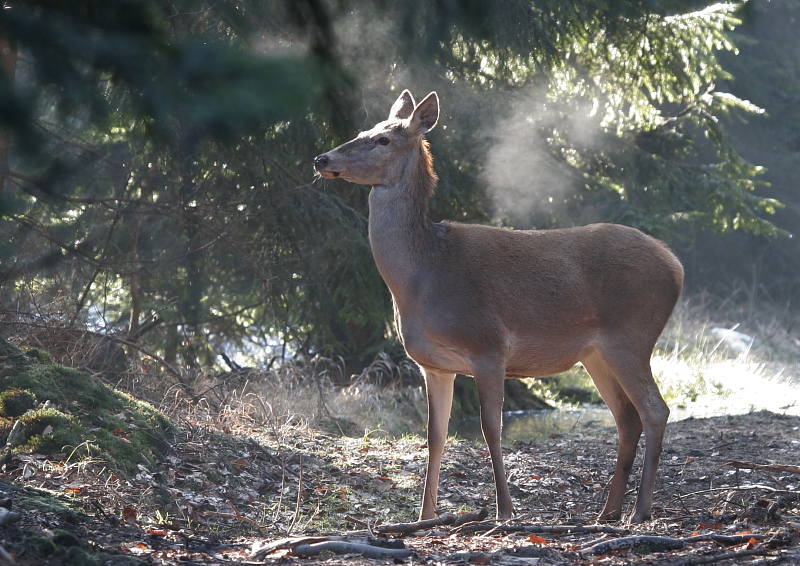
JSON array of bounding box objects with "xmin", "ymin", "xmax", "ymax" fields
[{"xmin": 314, "ymin": 90, "xmax": 684, "ymax": 524}]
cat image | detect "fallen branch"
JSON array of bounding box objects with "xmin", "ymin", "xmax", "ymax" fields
[
  {"xmin": 375, "ymin": 508, "xmax": 487, "ymax": 534},
  {"xmin": 664, "ymin": 548, "xmax": 774, "ymax": 566},
  {"xmin": 250, "ymin": 535, "xmax": 406, "ymax": 560},
  {"xmin": 456, "ymin": 522, "xmax": 627, "ymax": 536},
  {"xmin": 292, "ymin": 541, "xmax": 412, "ymax": 559},
  {"xmin": 582, "ymin": 535, "xmax": 686, "ymax": 555},
  {"xmin": 454, "ymin": 508, "xmax": 490, "ymax": 526},
  {"xmin": 582, "ymin": 533, "xmax": 765, "ymax": 556}
]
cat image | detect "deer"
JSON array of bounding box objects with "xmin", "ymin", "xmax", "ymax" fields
[{"xmin": 313, "ymin": 90, "xmax": 684, "ymax": 524}]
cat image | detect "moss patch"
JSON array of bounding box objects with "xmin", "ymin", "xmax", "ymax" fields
[
  {"xmin": 0, "ymin": 387, "xmax": 36, "ymax": 416},
  {"xmin": 15, "ymin": 486, "xmax": 81, "ymax": 517},
  {"xmin": 0, "ymin": 337, "xmax": 172, "ymax": 476}
]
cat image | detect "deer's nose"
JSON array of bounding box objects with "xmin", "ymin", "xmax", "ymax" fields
[{"xmin": 314, "ymin": 155, "xmax": 329, "ymax": 169}]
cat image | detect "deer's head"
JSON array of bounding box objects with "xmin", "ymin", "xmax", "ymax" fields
[{"xmin": 314, "ymin": 90, "xmax": 439, "ymax": 187}]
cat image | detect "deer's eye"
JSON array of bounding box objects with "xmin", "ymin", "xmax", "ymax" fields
[{"xmin": 377, "ymin": 136, "xmax": 390, "ymax": 145}]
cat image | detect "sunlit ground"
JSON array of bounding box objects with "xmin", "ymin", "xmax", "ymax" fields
[
  {"xmin": 453, "ymin": 353, "xmax": 800, "ymax": 443},
  {"xmin": 649, "ymin": 300, "xmax": 800, "ymax": 422},
  {"xmin": 653, "ymin": 355, "xmax": 800, "ymax": 421}
]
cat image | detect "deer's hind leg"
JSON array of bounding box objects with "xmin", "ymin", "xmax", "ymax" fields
[
  {"xmin": 582, "ymin": 349, "xmax": 643, "ymax": 522},
  {"xmin": 584, "ymin": 343, "xmax": 669, "ymax": 523}
]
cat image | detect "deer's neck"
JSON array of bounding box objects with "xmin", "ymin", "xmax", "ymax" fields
[{"xmin": 368, "ymin": 141, "xmax": 438, "ymax": 297}]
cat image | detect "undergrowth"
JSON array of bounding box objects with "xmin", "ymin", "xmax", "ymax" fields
[{"xmin": 2, "ymin": 292, "xmax": 798, "ymax": 452}]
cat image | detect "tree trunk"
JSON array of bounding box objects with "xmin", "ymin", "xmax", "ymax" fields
[{"xmin": 0, "ymin": 36, "xmax": 17, "ymax": 198}]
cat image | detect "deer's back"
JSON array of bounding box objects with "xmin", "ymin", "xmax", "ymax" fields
[{"xmin": 433, "ymin": 221, "xmax": 679, "ymax": 303}]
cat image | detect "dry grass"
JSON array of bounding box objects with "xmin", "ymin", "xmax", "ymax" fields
[
  {"xmin": 163, "ymin": 353, "xmax": 429, "ymax": 441},
  {"xmin": 653, "ymin": 294, "xmax": 800, "ymax": 420}
]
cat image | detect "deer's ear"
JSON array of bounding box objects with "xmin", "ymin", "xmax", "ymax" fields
[
  {"xmin": 389, "ymin": 90, "xmax": 415, "ymax": 120},
  {"xmin": 409, "ymin": 92, "xmax": 439, "ymax": 135}
]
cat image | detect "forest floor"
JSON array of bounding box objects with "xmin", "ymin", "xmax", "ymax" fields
[{"xmin": 0, "ymin": 408, "xmax": 798, "ymax": 565}]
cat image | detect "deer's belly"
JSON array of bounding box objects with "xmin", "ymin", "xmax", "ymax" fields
[
  {"xmin": 504, "ymin": 330, "xmax": 591, "ymax": 377},
  {"xmin": 399, "ymin": 316, "xmax": 592, "ymax": 378}
]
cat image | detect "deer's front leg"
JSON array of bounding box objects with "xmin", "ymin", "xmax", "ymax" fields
[
  {"xmin": 473, "ymin": 362, "xmax": 512, "ymax": 519},
  {"xmin": 420, "ymin": 368, "xmax": 455, "ymax": 520}
]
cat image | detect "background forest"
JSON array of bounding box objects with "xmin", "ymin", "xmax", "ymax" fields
[{"xmin": 0, "ymin": 0, "xmax": 797, "ymax": 403}]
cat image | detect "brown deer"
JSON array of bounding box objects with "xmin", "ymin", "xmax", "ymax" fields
[{"xmin": 314, "ymin": 90, "xmax": 683, "ymax": 523}]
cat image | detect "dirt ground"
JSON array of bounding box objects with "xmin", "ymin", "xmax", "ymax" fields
[{"xmin": 0, "ymin": 410, "xmax": 798, "ymax": 565}]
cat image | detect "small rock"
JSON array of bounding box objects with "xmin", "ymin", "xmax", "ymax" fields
[
  {"xmin": 6, "ymin": 420, "xmax": 26, "ymax": 447},
  {"xmin": 0, "ymin": 507, "xmax": 21, "ymax": 526}
]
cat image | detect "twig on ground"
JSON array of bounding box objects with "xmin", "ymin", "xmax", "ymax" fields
[
  {"xmin": 204, "ymin": 499, "xmax": 268, "ymax": 531},
  {"xmin": 723, "ymin": 461, "xmax": 800, "ymax": 490},
  {"xmin": 582, "ymin": 533, "xmax": 765, "ymax": 556},
  {"xmin": 458, "ymin": 522, "xmax": 627, "ymax": 536},
  {"xmin": 287, "ymin": 454, "xmax": 304, "ymax": 535},
  {"xmin": 374, "ymin": 508, "xmax": 489, "ymax": 535},
  {"xmin": 662, "ymin": 548, "xmax": 775, "ymax": 566},
  {"xmin": 251, "ymin": 536, "xmax": 332, "ymax": 559},
  {"xmin": 374, "ymin": 513, "xmax": 459, "ymax": 534},
  {"xmin": 374, "ymin": 508, "xmax": 488, "ymax": 534},
  {"xmin": 343, "ymin": 515, "xmax": 369, "ymax": 528},
  {"xmin": 723, "ymin": 461, "xmax": 800, "ymax": 476},
  {"xmin": 678, "ymin": 484, "xmax": 793, "ymax": 500}
]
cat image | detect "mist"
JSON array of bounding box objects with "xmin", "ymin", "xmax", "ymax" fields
[{"xmin": 482, "ymin": 91, "xmax": 603, "ymax": 229}]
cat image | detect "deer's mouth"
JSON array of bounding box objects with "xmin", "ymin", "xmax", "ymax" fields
[{"xmin": 313, "ymin": 155, "xmax": 344, "ymax": 179}]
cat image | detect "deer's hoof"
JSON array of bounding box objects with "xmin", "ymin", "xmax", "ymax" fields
[
  {"xmin": 628, "ymin": 511, "xmax": 652, "ymax": 524},
  {"xmin": 597, "ymin": 510, "xmax": 622, "ymax": 523}
]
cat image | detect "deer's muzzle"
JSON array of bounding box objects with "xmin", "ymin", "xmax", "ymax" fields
[{"xmin": 314, "ymin": 154, "xmax": 341, "ymax": 178}]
